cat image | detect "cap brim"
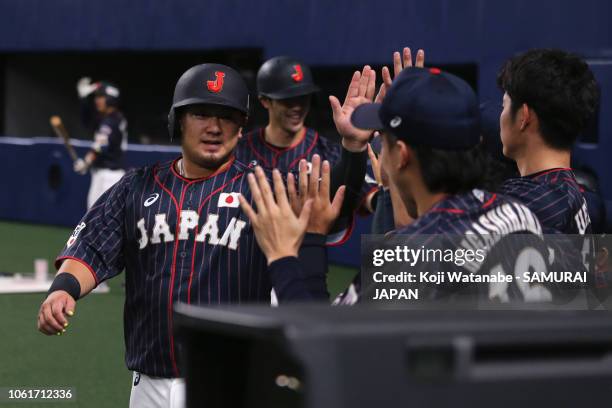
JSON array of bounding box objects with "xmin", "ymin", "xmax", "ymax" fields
[{"xmin": 351, "ymin": 103, "xmax": 384, "ymax": 130}]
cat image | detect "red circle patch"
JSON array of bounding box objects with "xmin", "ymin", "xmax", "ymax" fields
[
  {"xmin": 429, "ymin": 67, "xmax": 441, "ymax": 75},
  {"xmin": 225, "ymin": 195, "xmax": 234, "ymax": 204}
]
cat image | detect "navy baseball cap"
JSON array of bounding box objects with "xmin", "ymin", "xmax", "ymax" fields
[
  {"xmin": 479, "ymin": 101, "xmax": 509, "ymax": 162},
  {"xmin": 351, "ymin": 68, "xmax": 480, "ymax": 150}
]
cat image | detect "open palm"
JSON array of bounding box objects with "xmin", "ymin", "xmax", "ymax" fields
[{"xmin": 329, "ymin": 66, "xmax": 377, "ymax": 152}]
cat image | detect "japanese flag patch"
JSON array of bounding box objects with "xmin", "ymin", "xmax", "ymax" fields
[{"xmin": 218, "ymin": 192, "xmax": 241, "ymax": 208}]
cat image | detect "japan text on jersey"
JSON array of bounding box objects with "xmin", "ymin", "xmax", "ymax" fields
[
  {"xmin": 499, "ymin": 168, "xmax": 591, "ymax": 234},
  {"xmin": 335, "ymin": 189, "xmax": 568, "ymax": 305},
  {"xmin": 56, "ymin": 158, "xmax": 268, "ymax": 378}
]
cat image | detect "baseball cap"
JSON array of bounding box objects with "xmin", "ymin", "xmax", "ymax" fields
[
  {"xmin": 479, "ymin": 101, "xmax": 509, "ymax": 162},
  {"xmin": 351, "ymin": 68, "xmax": 480, "ymax": 150}
]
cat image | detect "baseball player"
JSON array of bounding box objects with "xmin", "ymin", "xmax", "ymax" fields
[
  {"xmin": 495, "ymin": 49, "xmax": 600, "ymax": 235},
  {"xmin": 234, "ymin": 56, "xmax": 378, "ymax": 219},
  {"xmin": 74, "ymin": 78, "xmax": 128, "ymax": 209},
  {"xmin": 495, "ymin": 50, "xmax": 605, "ymax": 305},
  {"xmin": 36, "ymin": 61, "xmax": 373, "ymax": 407},
  {"xmin": 335, "ymin": 68, "xmax": 567, "ymax": 305},
  {"xmin": 38, "ymin": 64, "xmax": 271, "ymax": 408}
]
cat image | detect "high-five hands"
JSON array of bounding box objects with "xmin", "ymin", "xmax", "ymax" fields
[
  {"xmin": 239, "ymin": 167, "xmax": 312, "ymax": 265},
  {"xmin": 329, "ymin": 66, "xmax": 377, "ymax": 152},
  {"xmin": 376, "ymin": 47, "xmax": 425, "ymax": 103},
  {"xmin": 287, "ymin": 155, "xmax": 345, "ymax": 235}
]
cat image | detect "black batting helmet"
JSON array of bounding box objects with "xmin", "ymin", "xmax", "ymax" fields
[
  {"xmin": 93, "ymin": 81, "xmax": 120, "ymax": 107},
  {"xmin": 256, "ymin": 56, "xmax": 319, "ymax": 99},
  {"xmin": 168, "ymin": 63, "xmax": 250, "ymax": 140}
]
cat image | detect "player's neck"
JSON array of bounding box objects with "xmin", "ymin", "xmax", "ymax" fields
[
  {"xmin": 264, "ymin": 123, "xmax": 304, "ymax": 148},
  {"xmin": 177, "ymin": 157, "xmax": 231, "ymax": 179},
  {"xmin": 514, "ymin": 143, "xmax": 571, "ymax": 177},
  {"xmin": 398, "ymin": 179, "xmax": 447, "ymax": 218},
  {"xmin": 415, "ymin": 192, "xmax": 449, "ymax": 217}
]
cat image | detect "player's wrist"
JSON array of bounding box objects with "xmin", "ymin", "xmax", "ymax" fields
[
  {"xmin": 48, "ymin": 273, "xmax": 81, "ymax": 301},
  {"xmin": 341, "ymin": 138, "xmax": 368, "ymax": 152},
  {"xmin": 266, "ymin": 249, "xmax": 299, "ymax": 265}
]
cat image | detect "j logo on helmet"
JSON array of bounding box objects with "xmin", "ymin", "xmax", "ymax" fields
[
  {"xmin": 207, "ymin": 71, "xmax": 226, "ymax": 93},
  {"xmin": 291, "ymin": 65, "xmax": 304, "ymax": 82}
]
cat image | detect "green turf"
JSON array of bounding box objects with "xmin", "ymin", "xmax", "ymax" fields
[{"xmin": 0, "ymin": 221, "xmax": 357, "ymax": 407}]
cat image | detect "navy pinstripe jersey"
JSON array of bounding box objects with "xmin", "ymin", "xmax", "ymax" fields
[
  {"xmin": 335, "ymin": 189, "xmax": 560, "ymax": 305},
  {"xmin": 498, "ymin": 168, "xmax": 591, "ymax": 234},
  {"xmin": 92, "ymin": 111, "xmax": 127, "ymax": 170},
  {"xmin": 56, "ymin": 157, "xmax": 268, "ymax": 378},
  {"xmin": 235, "ymin": 127, "xmax": 379, "ymax": 207},
  {"xmin": 235, "ymin": 127, "xmax": 341, "ymax": 171}
]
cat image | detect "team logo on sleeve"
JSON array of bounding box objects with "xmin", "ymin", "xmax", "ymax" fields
[
  {"xmin": 206, "ymin": 71, "xmax": 225, "ymax": 93},
  {"xmin": 67, "ymin": 222, "xmax": 86, "ymax": 248},
  {"xmin": 218, "ymin": 192, "xmax": 241, "ymax": 208},
  {"xmin": 291, "ymin": 65, "xmax": 304, "ymax": 82}
]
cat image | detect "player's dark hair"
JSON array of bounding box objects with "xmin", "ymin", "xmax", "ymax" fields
[
  {"xmin": 497, "ymin": 48, "xmax": 600, "ymax": 150},
  {"xmin": 386, "ymin": 132, "xmax": 486, "ymax": 194}
]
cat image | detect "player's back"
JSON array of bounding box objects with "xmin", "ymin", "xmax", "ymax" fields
[
  {"xmin": 499, "ymin": 168, "xmax": 591, "ymax": 234},
  {"xmin": 338, "ymin": 189, "xmax": 571, "ymax": 305}
]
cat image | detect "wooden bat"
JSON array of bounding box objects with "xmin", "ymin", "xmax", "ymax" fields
[{"xmin": 50, "ymin": 115, "xmax": 79, "ymax": 162}]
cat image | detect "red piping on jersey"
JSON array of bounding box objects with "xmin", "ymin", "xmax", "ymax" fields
[
  {"xmin": 170, "ymin": 156, "xmax": 235, "ymax": 183},
  {"xmin": 153, "ymin": 160, "xmax": 236, "ymax": 377},
  {"xmin": 482, "ymin": 193, "xmax": 497, "ymax": 209},
  {"xmin": 357, "ymin": 185, "xmax": 380, "ymax": 216},
  {"xmin": 166, "ymin": 184, "xmax": 190, "ymax": 377},
  {"xmin": 531, "ymin": 167, "xmax": 572, "ymax": 179},
  {"xmin": 325, "ymin": 213, "xmax": 356, "ymax": 247},
  {"xmin": 286, "ymin": 130, "xmax": 319, "ymax": 169},
  {"xmin": 160, "ymin": 159, "xmax": 238, "ymax": 377},
  {"xmin": 247, "ymin": 131, "xmax": 271, "ymax": 167},
  {"xmin": 153, "ymin": 165, "xmax": 181, "ymax": 377},
  {"xmin": 54, "ymin": 256, "xmax": 99, "ymax": 286},
  {"xmin": 249, "ymin": 128, "xmax": 317, "ymax": 169},
  {"xmin": 187, "ymin": 171, "xmax": 246, "ymax": 304},
  {"xmin": 430, "ymin": 208, "xmax": 465, "ymax": 214},
  {"xmin": 259, "ymin": 126, "xmax": 308, "ymax": 153},
  {"xmin": 563, "ymin": 177, "xmax": 579, "ymax": 185},
  {"xmin": 153, "ymin": 165, "xmax": 180, "ymax": 211}
]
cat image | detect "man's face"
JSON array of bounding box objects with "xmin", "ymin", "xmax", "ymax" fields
[
  {"xmin": 380, "ymin": 131, "xmax": 418, "ymax": 218},
  {"xmin": 94, "ymin": 95, "xmax": 107, "ymax": 113},
  {"xmin": 263, "ymin": 95, "xmax": 311, "ymax": 134},
  {"xmin": 499, "ymin": 92, "xmax": 523, "ymax": 159},
  {"xmin": 180, "ymin": 104, "xmax": 244, "ymax": 170},
  {"xmin": 380, "ymin": 132, "xmax": 402, "ymax": 187}
]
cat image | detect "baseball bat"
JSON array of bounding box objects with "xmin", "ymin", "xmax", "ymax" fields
[{"xmin": 50, "ymin": 115, "xmax": 79, "ymax": 162}]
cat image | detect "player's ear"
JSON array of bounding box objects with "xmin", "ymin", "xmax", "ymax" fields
[
  {"xmin": 396, "ymin": 140, "xmax": 413, "ymax": 170},
  {"xmin": 519, "ymin": 103, "xmax": 531, "ymax": 131},
  {"xmin": 259, "ymin": 96, "xmax": 271, "ymax": 110}
]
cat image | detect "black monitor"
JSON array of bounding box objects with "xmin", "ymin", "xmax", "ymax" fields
[{"xmin": 174, "ymin": 304, "xmax": 612, "ymax": 408}]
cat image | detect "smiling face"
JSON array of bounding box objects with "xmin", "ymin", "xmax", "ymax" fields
[
  {"xmin": 179, "ymin": 104, "xmax": 245, "ymax": 170},
  {"xmin": 261, "ymin": 94, "xmax": 311, "ymax": 134}
]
